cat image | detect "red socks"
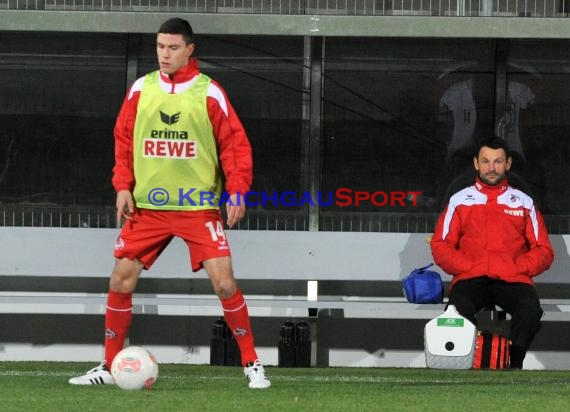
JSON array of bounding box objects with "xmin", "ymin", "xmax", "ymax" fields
[
  {"xmin": 103, "ymin": 289, "xmax": 256, "ymax": 367},
  {"xmin": 104, "ymin": 290, "xmax": 133, "ymax": 367},
  {"xmin": 221, "ymin": 290, "xmax": 258, "ymax": 366}
]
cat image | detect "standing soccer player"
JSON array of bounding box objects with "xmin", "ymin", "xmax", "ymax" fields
[{"xmin": 69, "ymin": 18, "xmax": 270, "ymax": 389}]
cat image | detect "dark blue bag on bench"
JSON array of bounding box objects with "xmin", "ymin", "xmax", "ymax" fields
[{"xmin": 402, "ymin": 263, "xmax": 444, "ymax": 304}]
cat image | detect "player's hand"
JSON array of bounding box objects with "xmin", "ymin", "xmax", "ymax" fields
[
  {"xmin": 226, "ymin": 193, "xmax": 245, "ymax": 228},
  {"xmin": 116, "ymin": 190, "xmax": 135, "ymax": 225}
]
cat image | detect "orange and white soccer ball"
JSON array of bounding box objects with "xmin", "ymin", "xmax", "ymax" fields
[{"xmin": 111, "ymin": 346, "xmax": 158, "ymax": 390}]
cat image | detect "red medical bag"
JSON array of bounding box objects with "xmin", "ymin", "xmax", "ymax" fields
[{"xmin": 473, "ymin": 332, "xmax": 510, "ymax": 369}]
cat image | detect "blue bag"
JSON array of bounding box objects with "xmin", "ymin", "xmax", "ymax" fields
[{"xmin": 402, "ymin": 263, "xmax": 444, "ymax": 304}]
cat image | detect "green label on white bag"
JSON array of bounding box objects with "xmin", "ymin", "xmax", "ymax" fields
[{"xmin": 437, "ymin": 318, "xmax": 464, "ymax": 327}]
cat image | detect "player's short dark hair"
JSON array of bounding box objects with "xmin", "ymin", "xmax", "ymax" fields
[
  {"xmin": 474, "ymin": 136, "xmax": 511, "ymax": 159},
  {"xmin": 158, "ymin": 18, "xmax": 194, "ymax": 44}
]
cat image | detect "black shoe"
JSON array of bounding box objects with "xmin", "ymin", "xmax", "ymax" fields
[{"xmin": 509, "ymin": 345, "xmax": 526, "ymax": 369}]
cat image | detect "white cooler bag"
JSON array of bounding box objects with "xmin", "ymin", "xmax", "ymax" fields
[{"xmin": 424, "ymin": 305, "xmax": 476, "ymax": 369}]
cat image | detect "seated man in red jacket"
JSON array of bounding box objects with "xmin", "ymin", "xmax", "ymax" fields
[{"xmin": 430, "ymin": 136, "xmax": 554, "ymax": 369}]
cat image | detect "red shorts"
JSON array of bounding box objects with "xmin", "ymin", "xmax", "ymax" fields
[{"xmin": 114, "ymin": 209, "xmax": 231, "ymax": 272}]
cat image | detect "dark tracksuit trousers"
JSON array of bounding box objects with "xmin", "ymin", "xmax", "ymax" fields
[{"xmin": 448, "ymin": 276, "xmax": 543, "ymax": 368}]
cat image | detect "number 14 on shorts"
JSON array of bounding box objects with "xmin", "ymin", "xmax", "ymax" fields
[{"xmin": 205, "ymin": 220, "xmax": 228, "ymax": 249}]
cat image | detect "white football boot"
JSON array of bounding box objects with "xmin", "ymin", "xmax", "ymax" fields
[
  {"xmin": 69, "ymin": 361, "xmax": 115, "ymax": 385},
  {"xmin": 244, "ymin": 359, "xmax": 271, "ymax": 389}
]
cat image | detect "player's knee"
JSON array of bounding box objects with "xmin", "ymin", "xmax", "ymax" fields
[
  {"xmin": 214, "ymin": 279, "xmax": 237, "ymax": 299},
  {"xmin": 110, "ymin": 259, "xmax": 142, "ymax": 292}
]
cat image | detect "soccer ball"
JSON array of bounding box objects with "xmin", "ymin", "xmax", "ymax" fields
[{"xmin": 111, "ymin": 346, "xmax": 159, "ymax": 390}]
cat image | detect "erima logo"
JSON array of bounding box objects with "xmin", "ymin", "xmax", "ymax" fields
[
  {"xmin": 510, "ymin": 194, "xmax": 520, "ymax": 203},
  {"xmin": 504, "ymin": 209, "xmax": 524, "ymax": 217},
  {"xmin": 160, "ymin": 111, "xmax": 181, "ymax": 125},
  {"xmin": 464, "ymin": 194, "xmax": 475, "ymax": 201}
]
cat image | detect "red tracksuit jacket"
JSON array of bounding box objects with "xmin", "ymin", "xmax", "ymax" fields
[
  {"xmin": 431, "ymin": 177, "xmax": 554, "ymax": 287},
  {"xmin": 111, "ymin": 58, "xmax": 253, "ymax": 196}
]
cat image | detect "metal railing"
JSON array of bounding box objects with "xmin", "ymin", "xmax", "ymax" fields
[
  {"xmin": 1, "ymin": 203, "xmax": 568, "ymax": 233},
  {"xmin": 0, "ymin": 0, "xmax": 568, "ymax": 17},
  {"xmin": 0, "ymin": 204, "xmax": 117, "ymax": 229}
]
